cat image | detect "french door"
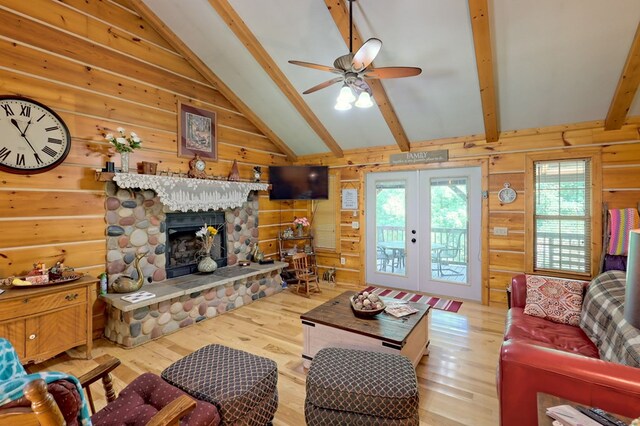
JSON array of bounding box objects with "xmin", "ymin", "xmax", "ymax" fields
[{"xmin": 365, "ymin": 167, "xmax": 482, "ymax": 301}]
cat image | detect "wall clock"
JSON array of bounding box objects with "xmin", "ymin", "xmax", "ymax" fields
[
  {"xmin": 0, "ymin": 96, "xmax": 71, "ymax": 174},
  {"xmin": 188, "ymin": 154, "xmax": 207, "ymax": 179},
  {"xmin": 498, "ymin": 182, "xmax": 517, "ymax": 204}
]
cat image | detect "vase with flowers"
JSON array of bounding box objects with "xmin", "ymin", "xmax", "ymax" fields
[
  {"xmin": 293, "ymin": 216, "xmax": 310, "ymax": 237},
  {"xmin": 195, "ymin": 224, "xmax": 220, "ymax": 273},
  {"xmin": 105, "ymin": 127, "xmax": 143, "ymax": 173}
]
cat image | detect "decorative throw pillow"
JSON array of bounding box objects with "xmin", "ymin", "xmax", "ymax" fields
[{"xmin": 523, "ymin": 275, "xmax": 586, "ymax": 326}]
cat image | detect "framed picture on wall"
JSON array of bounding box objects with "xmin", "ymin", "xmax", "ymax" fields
[{"xmin": 177, "ymin": 100, "xmax": 217, "ymax": 161}]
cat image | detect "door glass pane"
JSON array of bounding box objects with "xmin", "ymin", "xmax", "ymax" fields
[
  {"xmin": 430, "ymin": 177, "xmax": 468, "ymax": 283},
  {"xmin": 375, "ymin": 180, "xmax": 406, "ymax": 275}
]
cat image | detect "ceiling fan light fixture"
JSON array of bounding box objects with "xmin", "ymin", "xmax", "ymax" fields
[
  {"xmin": 334, "ymin": 100, "xmax": 352, "ymax": 111},
  {"xmin": 337, "ymin": 85, "xmax": 356, "ymax": 104},
  {"xmin": 355, "ymin": 91, "xmax": 374, "ymax": 108}
]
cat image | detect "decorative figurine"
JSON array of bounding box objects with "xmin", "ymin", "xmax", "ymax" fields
[
  {"xmin": 228, "ymin": 159, "xmax": 240, "ymax": 181},
  {"xmin": 110, "ymin": 252, "xmax": 147, "ymax": 293},
  {"xmin": 253, "ymin": 166, "xmax": 262, "ymax": 182}
]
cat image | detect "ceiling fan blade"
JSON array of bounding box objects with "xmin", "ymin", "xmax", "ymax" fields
[
  {"xmin": 363, "ymin": 66, "xmax": 423, "ymax": 79},
  {"xmin": 302, "ymin": 77, "xmax": 344, "ymax": 94},
  {"xmin": 352, "ymin": 38, "xmax": 382, "ymax": 71},
  {"xmin": 288, "ymin": 60, "xmax": 342, "ymax": 74}
]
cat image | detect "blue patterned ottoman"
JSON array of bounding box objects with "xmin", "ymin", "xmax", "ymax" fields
[
  {"xmin": 161, "ymin": 344, "xmax": 278, "ymax": 426},
  {"xmin": 305, "ymin": 347, "xmax": 419, "ymax": 425}
]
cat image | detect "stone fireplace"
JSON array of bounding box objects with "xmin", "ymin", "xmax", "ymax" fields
[
  {"xmin": 104, "ymin": 180, "xmax": 260, "ymax": 286},
  {"xmin": 101, "ymin": 175, "xmax": 285, "ymax": 348},
  {"xmin": 165, "ymin": 211, "xmax": 227, "ymax": 278}
]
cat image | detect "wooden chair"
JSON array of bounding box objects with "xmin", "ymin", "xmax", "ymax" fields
[
  {"xmin": 291, "ymin": 253, "xmax": 321, "ymax": 297},
  {"xmin": 0, "ymin": 356, "xmax": 197, "ymax": 426}
]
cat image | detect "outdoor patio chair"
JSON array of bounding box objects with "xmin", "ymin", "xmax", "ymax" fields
[{"xmin": 433, "ymin": 230, "xmax": 464, "ymax": 277}]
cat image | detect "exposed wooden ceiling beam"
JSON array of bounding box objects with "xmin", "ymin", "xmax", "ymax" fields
[
  {"xmin": 208, "ymin": 0, "xmax": 344, "ymax": 158},
  {"xmin": 605, "ymin": 22, "xmax": 640, "ymax": 131},
  {"xmin": 468, "ymin": 0, "xmax": 499, "ymax": 142},
  {"xmin": 324, "ymin": 0, "xmax": 411, "ymax": 152},
  {"xmin": 128, "ymin": 0, "xmax": 298, "ymax": 161}
]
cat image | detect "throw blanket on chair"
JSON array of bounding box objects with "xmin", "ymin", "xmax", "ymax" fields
[
  {"xmin": 0, "ymin": 338, "xmax": 92, "ymax": 425},
  {"xmin": 608, "ymin": 208, "xmax": 639, "ymax": 255}
]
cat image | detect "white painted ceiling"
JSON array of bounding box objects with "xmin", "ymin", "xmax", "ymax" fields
[{"xmin": 142, "ymin": 0, "xmax": 640, "ymax": 157}]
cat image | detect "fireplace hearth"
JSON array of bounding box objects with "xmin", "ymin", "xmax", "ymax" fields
[{"xmin": 165, "ymin": 211, "xmax": 227, "ymax": 278}]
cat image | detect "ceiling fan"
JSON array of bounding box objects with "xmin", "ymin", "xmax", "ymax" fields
[{"xmin": 288, "ymin": 0, "xmax": 422, "ymax": 110}]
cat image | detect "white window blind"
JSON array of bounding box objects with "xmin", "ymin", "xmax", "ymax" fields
[
  {"xmin": 534, "ymin": 159, "xmax": 591, "ymax": 274},
  {"xmin": 312, "ymin": 174, "xmax": 337, "ymax": 250}
]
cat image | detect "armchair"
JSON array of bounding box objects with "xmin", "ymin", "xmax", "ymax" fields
[{"xmin": 0, "ymin": 355, "xmax": 220, "ymax": 426}]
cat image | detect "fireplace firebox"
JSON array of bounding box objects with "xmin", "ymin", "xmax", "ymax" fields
[{"xmin": 165, "ymin": 212, "xmax": 227, "ymax": 278}]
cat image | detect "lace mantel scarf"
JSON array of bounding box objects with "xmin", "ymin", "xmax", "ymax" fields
[{"xmin": 113, "ymin": 174, "xmax": 269, "ymax": 212}]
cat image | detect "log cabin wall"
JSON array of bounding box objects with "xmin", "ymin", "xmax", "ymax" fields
[
  {"xmin": 0, "ymin": 0, "xmax": 289, "ymax": 336},
  {"xmin": 297, "ymin": 121, "xmax": 640, "ymax": 306}
]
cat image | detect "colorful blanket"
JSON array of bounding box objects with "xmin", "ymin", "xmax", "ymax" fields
[
  {"xmin": 0, "ymin": 338, "xmax": 92, "ymax": 425},
  {"xmin": 579, "ymin": 271, "xmax": 640, "ymax": 367},
  {"xmin": 607, "ymin": 208, "xmax": 639, "ymax": 255}
]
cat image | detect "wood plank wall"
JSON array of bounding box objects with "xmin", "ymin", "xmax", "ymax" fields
[
  {"xmin": 0, "ymin": 0, "xmax": 289, "ymax": 335},
  {"xmin": 297, "ymin": 121, "xmax": 640, "ymax": 306}
]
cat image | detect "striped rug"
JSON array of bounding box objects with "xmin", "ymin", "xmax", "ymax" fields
[{"xmin": 363, "ymin": 286, "xmax": 463, "ymax": 313}]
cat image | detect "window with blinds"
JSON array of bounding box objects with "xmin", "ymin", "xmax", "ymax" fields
[
  {"xmin": 312, "ymin": 173, "xmax": 337, "ymax": 250},
  {"xmin": 533, "ymin": 159, "xmax": 591, "ymax": 274}
]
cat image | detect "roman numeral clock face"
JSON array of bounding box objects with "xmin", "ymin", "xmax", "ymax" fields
[{"xmin": 0, "ymin": 97, "xmax": 71, "ymax": 174}]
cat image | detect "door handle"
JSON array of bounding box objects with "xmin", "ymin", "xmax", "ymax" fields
[{"xmin": 411, "ymin": 238, "xmax": 416, "ymax": 243}]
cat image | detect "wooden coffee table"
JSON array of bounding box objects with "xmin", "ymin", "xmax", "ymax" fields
[{"xmin": 300, "ymin": 291, "xmax": 431, "ymax": 368}]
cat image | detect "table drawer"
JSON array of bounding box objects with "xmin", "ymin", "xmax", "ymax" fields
[{"xmin": 0, "ymin": 288, "xmax": 86, "ymax": 321}]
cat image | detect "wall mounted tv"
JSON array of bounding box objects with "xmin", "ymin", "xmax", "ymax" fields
[{"xmin": 269, "ymin": 166, "xmax": 329, "ymax": 200}]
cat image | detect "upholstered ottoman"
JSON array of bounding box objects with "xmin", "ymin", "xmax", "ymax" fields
[
  {"xmin": 305, "ymin": 347, "xmax": 419, "ymax": 425},
  {"xmin": 161, "ymin": 344, "xmax": 278, "ymax": 426}
]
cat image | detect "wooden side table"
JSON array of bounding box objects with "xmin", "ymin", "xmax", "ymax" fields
[
  {"xmin": 537, "ymin": 393, "xmax": 633, "ymax": 425},
  {"xmin": 0, "ymin": 277, "xmax": 97, "ymax": 364}
]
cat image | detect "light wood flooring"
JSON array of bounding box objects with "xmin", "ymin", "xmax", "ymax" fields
[{"xmin": 36, "ymin": 285, "xmax": 507, "ymax": 425}]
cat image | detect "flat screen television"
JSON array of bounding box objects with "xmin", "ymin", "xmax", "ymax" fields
[{"xmin": 269, "ymin": 166, "xmax": 329, "ymax": 200}]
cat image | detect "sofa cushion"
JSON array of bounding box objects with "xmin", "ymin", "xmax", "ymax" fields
[
  {"xmin": 524, "ymin": 275, "xmax": 585, "ymax": 326},
  {"xmin": 505, "ymin": 308, "xmax": 599, "ymax": 358},
  {"xmin": 91, "ymin": 373, "xmax": 220, "ymax": 426}
]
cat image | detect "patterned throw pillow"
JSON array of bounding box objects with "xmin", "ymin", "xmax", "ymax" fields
[{"xmin": 524, "ymin": 275, "xmax": 586, "ymax": 326}]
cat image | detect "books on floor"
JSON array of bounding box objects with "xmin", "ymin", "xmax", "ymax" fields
[{"xmin": 121, "ymin": 291, "xmax": 156, "ymax": 303}]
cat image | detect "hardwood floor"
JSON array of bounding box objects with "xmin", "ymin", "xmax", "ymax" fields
[{"xmin": 36, "ymin": 285, "xmax": 507, "ymax": 425}]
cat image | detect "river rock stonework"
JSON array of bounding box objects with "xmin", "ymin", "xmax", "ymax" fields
[
  {"xmin": 105, "ymin": 182, "xmax": 260, "ymax": 285},
  {"xmin": 104, "ymin": 269, "xmax": 282, "ymax": 347}
]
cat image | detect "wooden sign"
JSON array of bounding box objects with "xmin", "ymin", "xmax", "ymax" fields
[{"xmin": 390, "ymin": 150, "xmax": 448, "ymax": 165}]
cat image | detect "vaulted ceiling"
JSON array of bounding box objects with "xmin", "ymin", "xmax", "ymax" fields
[{"xmin": 139, "ymin": 0, "xmax": 640, "ymax": 158}]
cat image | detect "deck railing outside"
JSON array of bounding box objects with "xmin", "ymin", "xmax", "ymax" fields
[{"xmin": 377, "ymin": 226, "xmax": 467, "ymax": 265}]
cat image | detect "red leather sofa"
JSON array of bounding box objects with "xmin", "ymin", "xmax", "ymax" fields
[{"xmin": 497, "ymin": 274, "xmax": 640, "ymax": 425}]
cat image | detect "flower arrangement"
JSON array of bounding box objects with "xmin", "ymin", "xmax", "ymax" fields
[
  {"xmin": 195, "ymin": 224, "xmax": 219, "ymax": 257},
  {"xmin": 105, "ymin": 127, "xmax": 143, "ymax": 153},
  {"xmin": 293, "ymin": 216, "xmax": 310, "ymax": 232}
]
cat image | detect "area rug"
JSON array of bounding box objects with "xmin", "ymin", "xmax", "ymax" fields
[{"xmin": 363, "ymin": 286, "xmax": 463, "ymax": 313}]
